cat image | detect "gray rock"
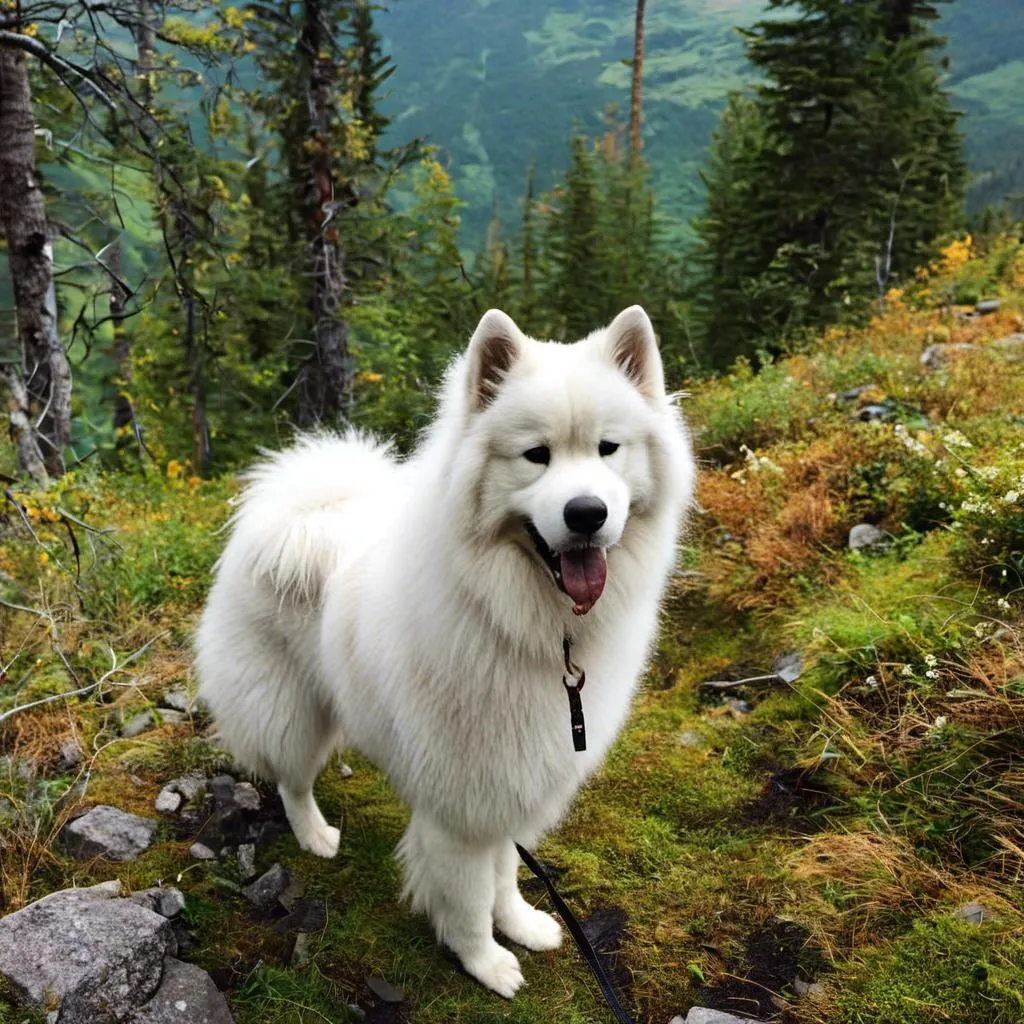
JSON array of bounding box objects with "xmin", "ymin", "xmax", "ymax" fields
[
  {"xmin": 232, "ymin": 782, "xmax": 260, "ymax": 812},
  {"xmin": 773, "ymin": 651, "xmax": 804, "ymax": 684},
  {"xmin": 165, "ymin": 775, "xmax": 207, "ymax": 803},
  {"xmin": 155, "ymin": 788, "xmax": 183, "ymax": 814},
  {"xmin": 920, "ymin": 342, "xmax": 979, "ymax": 371},
  {"xmin": 58, "ymin": 738, "xmax": 83, "ymax": 771},
  {"xmin": 0, "ymin": 881, "xmax": 175, "ymax": 1024},
  {"xmin": 724, "ymin": 698, "xmax": 751, "ymax": 715},
  {"xmin": 131, "ymin": 958, "xmax": 234, "ymax": 1024},
  {"xmin": 975, "ymin": 298, "xmax": 1001, "ymax": 315},
  {"xmin": 684, "ymin": 1010, "xmax": 759, "ymax": 1024},
  {"xmin": 993, "ymin": 333, "xmax": 1024, "ymax": 360},
  {"xmin": 366, "ymin": 977, "xmax": 405, "ymax": 1003},
  {"xmin": 236, "ymin": 843, "xmax": 256, "ymax": 880},
  {"xmin": 122, "ymin": 710, "xmax": 156, "ymax": 738},
  {"xmin": 678, "ymin": 730, "xmax": 704, "ymax": 749},
  {"xmin": 130, "ymin": 887, "xmax": 186, "ymax": 919},
  {"xmin": 160, "ymin": 687, "xmax": 194, "ymax": 713},
  {"xmin": 848, "ymin": 523, "xmax": 888, "ymax": 551},
  {"xmin": 856, "ymin": 404, "xmax": 890, "ymax": 422},
  {"xmin": 953, "ymin": 900, "xmax": 987, "ymax": 926},
  {"xmin": 291, "ymin": 932, "xmax": 314, "ymax": 967},
  {"xmin": 189, "ymin": 842, "xmax": 217, "ymax": 861},
  {"xmin": 793, "ymin": 977, "xmax": 825, "ymax": 997},
  {"xmin": 62, "ymin": 805, "xmax": 158, "ymax": 862},
  {"xmin": 242, "ymin": 863, "xmax": 301, "ymax": 913},
  {"xmin": 340, "ymin": 763, "xmax": 354, "ymax": 779},
  {"xmin": 836, "ymin": 384, "xmax": 872, "ymax": 403}
]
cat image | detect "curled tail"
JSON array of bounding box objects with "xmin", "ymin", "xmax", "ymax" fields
[{"xmin": 227, "ymin": 430, "xmax": 397, "ymax": 603}]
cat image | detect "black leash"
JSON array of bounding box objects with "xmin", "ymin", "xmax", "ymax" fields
[{"xmin": 515, "ymin": 842, "xmax": 637, "ymax": 1024}]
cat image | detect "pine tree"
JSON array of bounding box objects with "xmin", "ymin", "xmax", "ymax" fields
[{"xmin": 692, "ymin": 0, "xmax": 965, "ymax": 368}]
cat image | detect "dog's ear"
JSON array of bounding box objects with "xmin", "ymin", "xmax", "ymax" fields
[
  {"xmin": 604, "ymin": 305, "xmax": 664, "ymax": 398},
  {"xmin": 467, "ymin": 309, "xmax": 523, "ymax": 410}
]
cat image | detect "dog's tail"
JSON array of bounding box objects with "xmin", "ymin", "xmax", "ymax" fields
[{"xmin": 228, "ymin": 430, "xmax": 396, "ymax": 604}]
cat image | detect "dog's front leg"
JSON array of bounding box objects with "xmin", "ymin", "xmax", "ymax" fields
[
  {"xmin": 399, "ymin": 811, "xmax": 524, "ymax": 998},
  {"xmin": 493, "ymin": 841, "xmax": 562, "ymax": 951}
]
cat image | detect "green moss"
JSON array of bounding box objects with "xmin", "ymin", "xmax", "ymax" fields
[{"xmin": 832, "ymin": 917, "xmax": 1024, "ymax": 1024}]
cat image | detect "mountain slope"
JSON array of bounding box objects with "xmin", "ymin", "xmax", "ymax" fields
[{"xmin": 379, "ymin": 0, "xmax": 1024, "ymax": 245}]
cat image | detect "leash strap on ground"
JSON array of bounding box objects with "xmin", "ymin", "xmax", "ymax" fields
[{"xmin": 515, "ymin": 843, "xmax": 637, "ymax": 1024}]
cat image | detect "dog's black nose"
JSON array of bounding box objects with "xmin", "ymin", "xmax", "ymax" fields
[{"xmin": 564, "ymin": 496, "xmax": 607, "ymax": 535}]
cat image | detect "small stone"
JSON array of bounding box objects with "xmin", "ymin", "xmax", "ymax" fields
[
  {"xmin": 274, "ymin": 898, "xmax": 327, "ymax": 934},
  {"xmin": 291, "ymin": 932, "xmax": 314, "ymax": 967},
  {"xmin": 773, "ymin": 651, "xmax": 804, "ymax": 683},
  {"xmin": 58, "ymin": 737, "xmax": 84, "ymax": 771},
  {"xmin": 122, "ymin": 710, "xmax": 156, "ymax": 738},
  {"xmin": 794, "ymin": 977, "xmax": 825, "ymax": 997},
  {"xmin": 836, "ymin": 384, "xmax": 872, "ymax": 403},
  {"xmin": 685, "ymin": 1010, "xmax": 759, "ymax": 1024},
  {"xmin": 921, "ymin": 342, "xmax": 979, "ymax": 371},
  {"xmin": 975, "ymin": 298, "xmax": 1001, "ymax": 315},
  {"xmin": 848, "ymin": 523, "xmax": 888, "ymax": 551},
  {"xmin": 165, "ymin": 775, "xmax": 207, "ymax": 803},
  {"xmin": 366, "ymin": 976, "xmax": 405, "ymax": 1003},
  {"xmin": 993, "ymin": 333, "xmax": 1024, "ymax": 360},
  {"xmin": 155, "ymin": 788, "xmax": 182, "ymax": 814},
  {"xmin": 856, "ymin": 404, "xmax": 890, "ymax": 422},
  {"xmin": 131, "ymin": 957, "xmax": 235, "ymax": 1024},
  {"xmin": 725, "ymin": 697, "xmax": 751, "ymax": 714},
  {"xmin": 678, "ymin": 730, "xmax": 704, "ymax": 749},
  {"xmin": 208, "ymin": 775, "xmax": 236, "ymax": 808},
  {"xmin": 340, "ymin": 763, "xmax": 354, "ymax": 779},
  {"xmin": 189, "ymin": 842, "xmax": 217, "ymax": 861},
  {"xmin": 130, "ymin": 887, "xmax": 187, "ymax": 919},
  {"xmin": 953, "ymin": 900, "xmax": 986, "ymax": 926},
  {"xmin": 242, "ymin": 863, "xmax": 301, "ymax": 913},
  {"xmin": 237, "ymin": 843, "xmax": 256, "ymax": 880},
  {"xmin": 232, "ymin": 782, "xmax": 261, "ymax": 812},
  {"xmin": 160, "ymin": 687, "xmax": 194, "ymax": 713},
  {"xmin": 62, "ymin": 805, "xmax": 158, "ymax": 862}
]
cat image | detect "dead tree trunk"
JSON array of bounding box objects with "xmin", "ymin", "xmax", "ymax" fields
[
  {"xmin": 0, "ymin": 46, "xmax": 71, "ymax": 480},
  {"xmin": 629, "ymin": 0, "xmax": 647, "ymax": 160},
  {"xmin": 111, "ymin": 0, "xmax": 157, "ymax": 445},
  {"xmin": 296, "ymin": 0, "xmax": 352, "ymax": 426}
]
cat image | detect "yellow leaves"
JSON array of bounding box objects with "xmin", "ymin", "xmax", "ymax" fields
[
  {"xmin": 357, "ymin": 371, "xmax": 384, "ymax": 384},
  {"xmin": 166, "ymin": 459, "xmax": 184, "ymax": 480},
  {"xmin": 222, "ymin": 6, "xmax": 248, "ymax": 30},
  {"xmin": 20, "ymin": 23, "xmax": 39, "ymax": 37},
  {"xmin": 937, "ymin": 234, "xmax": 973, "ymax": 275},
  {"xmin": 38, "ymin": 552, "xmax": 49, "ymax": 566}
]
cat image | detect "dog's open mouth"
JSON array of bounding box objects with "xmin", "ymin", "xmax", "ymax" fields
[{"xmin": 525, "ymin": 521, "xmax": 607, "ymax": 616}]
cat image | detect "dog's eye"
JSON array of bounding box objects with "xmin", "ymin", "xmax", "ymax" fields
[
  {"xmin": 599, "ymin": 440, "xmax": 619, "ymax": 457},
  {"xmin": 523, "ymin": 446, "xmax": 550, "ymax": 466}
]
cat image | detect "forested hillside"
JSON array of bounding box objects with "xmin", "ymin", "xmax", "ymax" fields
[
  {"xmin": 2, "ymin": 0, "xmax": 1023, "ymax": 1021},
  {"xmin": 379, "ymin": 0, "xmax": 1024, "ymax": 244}
]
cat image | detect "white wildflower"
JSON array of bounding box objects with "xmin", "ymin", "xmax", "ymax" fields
[
  {"xmin": 925, "ymin": 670, "xmax": 939, "ymax": 680},
  {"xmin": 924, "ymin": 653, "xmax": 938, "ymax": 667},
  {"xmin": 943, "ymin": 430, "xmax": 972, "ymax": 449},
  {"xmin": 1003, "ymin": 490, "xmax": 1020, "ymax": 504},
  {"xmin": 901, "ymin": 664, "xmax": 914, "ymax": 677}
]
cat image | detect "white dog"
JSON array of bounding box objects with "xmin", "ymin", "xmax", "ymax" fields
[{"xmin": 195, "ymin": 306, "xmax": 695, "ymax": 997}]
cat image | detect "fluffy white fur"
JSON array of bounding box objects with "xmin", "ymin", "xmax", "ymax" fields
[{"xmin": 195, "ymin": 305, "xmax": 695, "ymax": 997}]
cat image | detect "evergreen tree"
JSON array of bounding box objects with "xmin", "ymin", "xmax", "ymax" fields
[{"xmin": 692, "ymin": 0, "xmax": 965, "ymax": 368}]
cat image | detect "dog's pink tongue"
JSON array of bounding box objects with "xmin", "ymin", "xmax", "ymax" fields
[{"xmin": 560, "ymin": 548, "xmax": 607, "ymax": 615}]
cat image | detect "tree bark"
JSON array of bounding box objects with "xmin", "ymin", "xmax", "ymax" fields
[
  {"xmin": 0, "ymin": 46, "xmax": 71, "ymax": 479},
  {"xmin": 629, "ymin": 0, "xmax": 647, "ymax": 159},
  {"xmin": 2, "ymin": 366, "xmax": 49, "ymax": 487},
  {"xmin": 296, "ymin": 0, "xmax": 352, "ymax": 427},
  {"xmin": 111, "ymin": 0, "xmax": 156, "ymax": 445}
]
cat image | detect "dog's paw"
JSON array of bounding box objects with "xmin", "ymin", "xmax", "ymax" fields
[
  {"xmin": 497, "ymin": 904, "xmax": 563, "ymax": 951},
  {"xmin": 297, "ymin": 823, "xmax": 341, "ymax": 859},
  {"xmin": 462, "ymin": 942, "xmax": 525, "ymax": 999}
]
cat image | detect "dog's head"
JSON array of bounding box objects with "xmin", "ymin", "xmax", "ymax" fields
[{"xmin": 454, "ymin": 305, "xmax": 688, "ymax": 617}]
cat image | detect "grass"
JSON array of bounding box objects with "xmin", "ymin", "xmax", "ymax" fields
[{"xmin": 2, "ymin": 236, "xmax": 1024, "ymax": 1021}]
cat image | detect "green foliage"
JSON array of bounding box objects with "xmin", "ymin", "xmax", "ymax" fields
[
  {"xmin": 833, "ymin": 916, "xmax": 1024, "ymax": 1024},
  {"xmin": 691, "ymin": 0, "xmax": 966, "ymax": 368}
]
